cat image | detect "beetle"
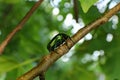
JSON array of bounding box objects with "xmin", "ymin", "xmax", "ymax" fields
[{"xmin": 47, "ymin": 33, "xmax": 72, "ymax": 52}]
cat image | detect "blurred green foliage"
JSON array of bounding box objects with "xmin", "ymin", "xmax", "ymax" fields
[{"xmin": 0, "ymin": 0, "xmax": 120, "ymax": 80}]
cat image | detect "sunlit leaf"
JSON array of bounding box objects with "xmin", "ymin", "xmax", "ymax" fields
[{"xmin": 79, "ymin": 0, "xmax": 98, "ymax": 13}]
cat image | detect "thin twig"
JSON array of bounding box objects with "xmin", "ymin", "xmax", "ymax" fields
[
  {"xmin": 73, "ymin": 0, "xmax": 79, "ymax": 23},
  {"xmin": 0, "ymin": 0, "xmax": 44, "ymax": 54},
  {"xmin": 39, "ymin": 72, "xmax": 45, "ymax": 80},
  {"xmin": 17, "ymin": 2, "xmax": 120, "ymax": 80}
]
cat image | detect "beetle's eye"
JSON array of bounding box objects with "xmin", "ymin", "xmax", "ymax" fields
[{"xmin": 47, "ymin": 33, "xmax": 70, "ymax": 52}]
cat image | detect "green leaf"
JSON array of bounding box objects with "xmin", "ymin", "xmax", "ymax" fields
[
  {"xmin": 0, "ymin": 56, "xmax": 38, "ymax": 74},
  {"xmin": 0, "ymin": 73, "xmax": 6, "ymax": 80},
  {"xmin": 0, "ymin": 56, "xmax": 18, "ymax": 73},
  {"xmin": 79, "ymin": 0, "xmax": 98, "ymax": 13}
]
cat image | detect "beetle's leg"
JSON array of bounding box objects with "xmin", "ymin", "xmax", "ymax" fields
[
  {"xmin": 53, "ymin": 47, "xmax": 59, "ymax": 54},
  {"xmin": 69, "ymin": 37, "xmax": 74, "ymax": 44},
  {"xmin": 65, "ymin": 37, "xmax": 75, "ymax": 49},
  {"xmin": 54, "ymin": 50, "xmax": 59, "ymax": 54}
]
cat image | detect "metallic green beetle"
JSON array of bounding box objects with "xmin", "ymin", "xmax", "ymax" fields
[{"xmin": 47, "ymin": 33, "xmax": 71, "ymax": 52}]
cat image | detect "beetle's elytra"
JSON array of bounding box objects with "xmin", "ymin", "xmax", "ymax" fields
[{"xmin": 47, "ymin": 33, "xmax": 70, "ymax": 52}]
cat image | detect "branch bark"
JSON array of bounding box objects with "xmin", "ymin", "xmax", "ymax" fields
[
  {"xmin": 17, "ymin": 2, "xmax": 120, "ymax": 80},
  {"xmin": 0, "ymin": 0, "xmax": 44, "ymax": 54}
]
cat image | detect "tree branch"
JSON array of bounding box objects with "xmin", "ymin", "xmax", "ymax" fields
[
  {"xmin": 0, "ymin": 0, "xmax": 44, "ymax": 54},
  {"xmin": 17, "ymin": 2, "xmax": 120, "ymax": 80},
  {"xmin": 73, "ymin": 0, "xmax": 79, "ymax": 23}
]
